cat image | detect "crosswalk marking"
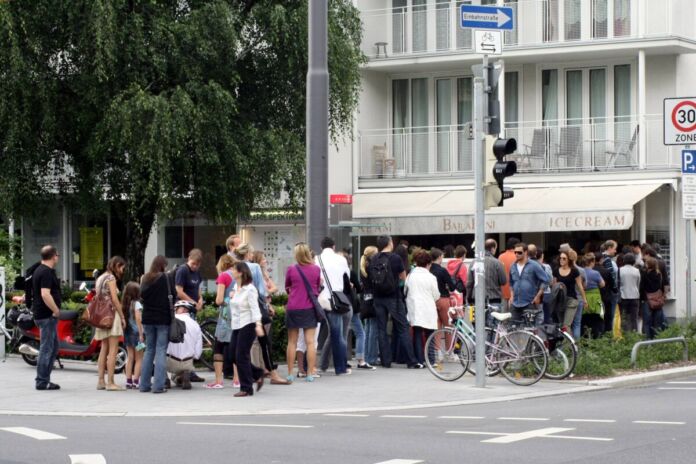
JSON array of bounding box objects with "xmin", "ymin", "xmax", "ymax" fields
[
  {"xmin": 0, "ymin": 427, "xmax": 66, "ymax": 440},
  {"xmin": 177, "ymin": 422, "xmax": 313, "ymax": 429},
  {"xmin": 69, "ymin": 455, "xmax": 107, "ymax": 464},
  {"xmin": 482, "ymin": 427, "xmax": 572, "ymax": 444}
]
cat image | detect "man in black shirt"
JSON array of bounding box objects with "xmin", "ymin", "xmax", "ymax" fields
[
  {"xmin": 32, "ymin": 245, "xmax": 62, "ymax": 390},
  {"xmin": 175, "ymin": 248, "xmax": 205, "ymax": 382}
]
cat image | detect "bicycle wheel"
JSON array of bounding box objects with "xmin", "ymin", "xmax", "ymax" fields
[
  {"xmin": 424, "ymin": 328, "xmax": 470, "ymax": 381},
  {"xmin": 466, "ymin": 327, "xmax": 500, "ymax": 377},
  {"xmin": 544, "ymin": 330, "xmax": 578, "ymax": 380},
  {"xmin": 199, "ymin": 319, "xmax": 217, "ymax": 371},
  {"xmin": 497, "ymin": 330, "xmax": 547, "ymax": 386}
]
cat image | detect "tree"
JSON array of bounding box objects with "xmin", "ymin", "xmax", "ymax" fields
[{"xmin": 0, "ymin": 0, "xmax": 364, "ymax": 279}]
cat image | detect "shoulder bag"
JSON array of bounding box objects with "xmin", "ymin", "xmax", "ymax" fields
[
  {"xmin": 646, "ymin": 274, "xmax": 665, "ymax": 310},
  {"xmin": 165, "ymin": 272, "xmax": 186, "ymax": 344},
  {"xmin": 295, "ymin": 265, "xmax": 326, "ymax": 322},
  {"xmin": 317, "ymin": 256, "xmax": 352, "ymax": 314},
  {"xmin": 81, "ymin": 275, "xmax": 115, "ymax": 329}
]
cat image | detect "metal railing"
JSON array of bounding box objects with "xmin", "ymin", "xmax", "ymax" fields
[
  {"xmin": 358, "ymin": 114, "xmax": 679, "ymax": 179},
  {"xmin": 360, "ymin": 0, "xmax": 695, "ymax": 59},
  {"xmin": 630, "ymin": 336, "xmax": 688, "ymax": 368}
]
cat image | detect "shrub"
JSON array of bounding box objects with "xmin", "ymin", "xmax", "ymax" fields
[
  {"xmin": 271, "ymin": 293, "xmax": 288, "ymax": 306},
  {"xmin": 202, "ymin": 291, "xmax": 216, "ymax": 306},
  {"xmin": 70, "ymin": 291, "xmax": 88, "ymax": 303}
]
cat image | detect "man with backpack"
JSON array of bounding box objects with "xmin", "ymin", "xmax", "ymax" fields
[
  {"xmin": 368, "ymin": 235, "xmax": 423, "ymax": 369},
  {"xmin": 600, "ymin": 240, "xmax": 619, "ymax": 334}
]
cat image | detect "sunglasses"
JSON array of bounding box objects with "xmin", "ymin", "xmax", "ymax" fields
[
  {"xmin": 560, "ymin": 256, "xmax": 568, "ymax": 260},
  {"xmin": 514, "ymin": 251, "xmax": 524, "ymax": 255}
]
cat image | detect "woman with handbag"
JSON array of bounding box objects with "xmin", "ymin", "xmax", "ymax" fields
[
  {"xmin": 641, "ymin": 257, "xmax": 666, "ymax": 339},
  {"xmin": 360, "ymin": 246, "xmax": 379, "ymax": 367},
  {"xmin": 95, "ymin": 256, "xmax": 128, "ymax": 391},
  {"xmin": 207, "ymin": 254, "xmax": 237, "ymax": 389},
  {"xmin": 139, "ymin": 255, "xmax": 173, "ymax": 394},
  {"xmin": 284, "ymin": 242, "xmax": 321, "ymax": 382}
]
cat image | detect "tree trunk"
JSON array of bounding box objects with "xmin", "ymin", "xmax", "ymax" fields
[{"xmin": 123, "ymin": 212, "xmax": 155, "ymax": 283}]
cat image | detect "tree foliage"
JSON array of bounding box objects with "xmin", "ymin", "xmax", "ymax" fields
[{"xmin": 0, "ymin": 0, "xmax": 364, "ymax": 278}]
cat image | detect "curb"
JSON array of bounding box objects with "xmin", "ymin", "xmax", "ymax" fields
[{"xmin": 586, "ymin": 365, "xmax": 696, "ymax": 389}]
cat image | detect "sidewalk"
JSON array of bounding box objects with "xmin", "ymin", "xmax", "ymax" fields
[{"xmin": 0, "ymin": 355, "xmax": 604, "ymax": 417}]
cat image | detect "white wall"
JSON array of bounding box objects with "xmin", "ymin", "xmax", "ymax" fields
[
  {"xmin": 358, "ymin": 70, "xmax": 390, "ymax": 131},
  {"xmin": 645, "ymin": 55, "xmax": 676, "ymax": 113}
]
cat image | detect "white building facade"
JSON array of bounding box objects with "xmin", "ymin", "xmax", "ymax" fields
[{"xmin": 333, "ymin": 0, "xmax": 696, "ymax": 320}]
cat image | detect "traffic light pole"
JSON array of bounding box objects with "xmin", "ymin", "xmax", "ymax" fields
[{"xmin": 473, "ymin": 56, "xmax": 488, "ymax": 388}]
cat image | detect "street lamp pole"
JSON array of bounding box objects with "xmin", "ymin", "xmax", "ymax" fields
[{"xmin": 306, "ymin": 0, "xmax": 329, "ymax": 251}]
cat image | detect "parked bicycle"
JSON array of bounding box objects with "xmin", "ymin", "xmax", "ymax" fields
[{"xmin": 424, "ymin": 306, "xmax": 548, "ymax": 386}]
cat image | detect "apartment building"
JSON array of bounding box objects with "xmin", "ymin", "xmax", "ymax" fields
[{"xmin": 330, "ymin": 0, "xmax": 696, "ymax": 319}]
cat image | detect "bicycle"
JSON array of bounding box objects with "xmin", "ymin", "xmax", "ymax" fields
[
  {"xmin": 507, "ymin": 309, "xmax": 578, "ymax": 380},
  {"xmin": 425, "ymin": 306, "xmax": 548, "ymax": 386},
  {"xmin": 198, "ymin": 318, "xmax": 217, "ymax": 371}
]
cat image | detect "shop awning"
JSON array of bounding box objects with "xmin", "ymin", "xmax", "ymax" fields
[{"xmin": 352, "ymin": 183, "xmax": 665, "ymax": 235}]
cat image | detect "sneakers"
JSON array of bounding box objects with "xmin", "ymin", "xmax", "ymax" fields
[
  {"xmin": 233, "ymin": 380, "xmax": 241, "ymax": 388},
  {"xmin": 357, "ymin": 362, "xmax": 377, "ymax": 370},
  {"xmin": 36, "ymin": 382, "xmax": 60, "ymax": 391},
  {"xmin": 408, "ymin": 363, "xmax": 426, "ymax": 369},
  {"xmin": 181, "ymin": 372, "xmax": 192, "ymax": 390},
  {"xmin": 206, "ymin": 382, "xmax": 224, "ymax": 389},
  {"xmin": 189, "ymin": 372, "xmax": 205, "ymax": 383}
]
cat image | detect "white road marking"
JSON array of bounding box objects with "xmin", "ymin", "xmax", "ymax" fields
[
  {"xmin": 666, "ymin": 381, "xmax": 696, "ymax": 384},
  {"xmin": 438, "ymin": 416, "xmax": 485, "ymax": 420},
  {"xmin": 658, "ymin": 387, "xmax": 696, "ymax": 390},
  {"xmin": 447, "ymin": 427, "xmax": 611, "ymax": 444},
  {"xmin": 372, "ymin": 460, "xmax": 424, "ymax": 464},
  {"xmin": 324, "ymin": 413, "xmax": 370, "ymax": 417},
  {"xmin": 564, "ymin": 419, "xmax": 617, "ymax": 423},
  {"xmin": 633, "ymin": 421, "xmax": 686, "ymax": 425},
  {"xmin": 0, "ymin": 427, "xmax": 66, "ymax": 440},
  {"xmin": 177, "ymin": 422, "xmax": 313, "ymax": 429},
  {"xmin": 380, "ymin": 415, "xmax": 428, "ymax": 419},
  {"xmin": 497, "ymin": 417, "xmax": 550, "ymax": 421},
  {"xmin": 69, "ymin": 454, "xmax": 107, "ymax": 464},
  {"xmin": 483, "ymin": 427, "xmax": 573, "ymax": 444}
]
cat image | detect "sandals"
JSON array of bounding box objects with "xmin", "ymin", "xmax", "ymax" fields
[
  {"xmin": 305, "ymin": 375, "xmax": 315, "ymax": 383},
  {"xmin": 206, "ymin": 382, "xmax": 224, "ymax": 389},
  {"xmin": 106, "ymin": 384, "xmax": 125, "ymax": 391}
]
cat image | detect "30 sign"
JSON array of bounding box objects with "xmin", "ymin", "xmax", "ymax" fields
[{"xmin": 664, "ymin": 97, "xmax": 696, "ymax": 145}]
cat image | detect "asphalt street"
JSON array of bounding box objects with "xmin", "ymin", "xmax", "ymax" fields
[{"xmin": 1, "ymin": 377, "xmax": 695, "ymax": 464}]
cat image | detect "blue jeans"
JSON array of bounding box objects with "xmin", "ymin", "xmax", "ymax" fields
[
  {"xmin": 604, "ymin": 293, "xmax": 618, "ymax": 334},
  {"xmin": 35, "ymin": 317, "xmax": 59, "ymax": 388},
  {"xmin": 374, "ymin": 296, "xmax": 417, "ymax": 367},
  {"xmin": 572, "ymin": 299, "xmax": 584, "ymax": 340},
  {"xmin": 140, "ymin": 324, "xmax": 170, "ymax": 392},
  {"xmin": 323, "ymin": 311, "xmax": 347, "ymax": 374},
  {"xmin": 351, "ymin": 312, "xmax": 366, "ymax": 360},
  {"xmin": 364, "ymin": 318, "xmax": 379, "ymax": 365},
  {"xmin": 542, "ymin": 293, "xmax": 553, "ymax": 324},
  {"xmin": 644, "ymin": 307, "xmax": 665, "ymax": 339}
]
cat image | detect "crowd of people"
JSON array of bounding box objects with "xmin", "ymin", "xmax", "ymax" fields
[{"xmin": 28, "ymin": 234, "xmax": 669, "ymax": 392}]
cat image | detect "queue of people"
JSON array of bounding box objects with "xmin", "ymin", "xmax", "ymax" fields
[{"xmin": 29, "ymin": 234, "xmax": 670, "ymax": 393}]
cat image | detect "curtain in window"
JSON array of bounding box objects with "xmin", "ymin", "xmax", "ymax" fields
[
  {"xmin": 392, "ymin": 79, "xmax": 409, "ymax": 171},
  {"xmin": 593, "ymin": 0, "xmax": 608, "ymax": 38},
  {"xmin": 504, "ymin": 71, "xmax": 519, "ymax": 141},
  {"xmin": 392, "ymin": 0, "xmax": 407, "ymax": 54},
  {"xmin": 457, "ymin": 77, "xmax": 473, "ymax": 171},
  {"xmin": 436, "ymin": 0, "xmax": 450, "ymax": 51},
  {"xmin": 504, "ymin": 0, "xmax": 518, "ymax": 45},
  {"xmin": 542, "ymin": 69, "xmax": 559, "ymax": 124},
  {"xmin": 544, "ymin": 0, "xmax": 559, "ymax": 42},
  {"xmin": 590, "ymin": 68, "xmax": 607, "ymax": 166},
  {"xmin": 437, "ymin": 79, "xmax": 452, "ymax": 172},
  {"xmin": 565, "ymin": 0, "xmax": 581, "ymax": 40},
  {"xmin": 412, "ymin": 0, "xmax": 427, "ymax": 53},
  {"xmin": 411, "ymin": 78, "xmax": 429, "ymax": 173},
  {"xmin": 614, "ymin": 65, "xmax": 632, "ymax": 164},
  {"xmin": 566, "ymin": 70, "xmax": 583, "ymax": 125},
  {"xmin": 614, "ymin": 0, "xmax": 631, "ymax": 37},
  {"xmin": 456, "ymin": 1, "xmax": 473, "ymax": 49}
]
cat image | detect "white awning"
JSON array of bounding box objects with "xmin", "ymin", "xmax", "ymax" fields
[{"xmin": 352, "ymin": 183, "xmax": 665, "ymax": 235}]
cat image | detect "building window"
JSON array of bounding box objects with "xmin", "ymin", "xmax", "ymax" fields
[
  {"xmin": 436, "ymin": 78, "xmax": 453, "ymax": 172},
  {"xmin": 593, "ymin": 0, "xmax": 608, "ymax": 38},
  {"xmin": 411, "ymin": 77, "xmax": 430, "ymax": 173},
  {"xmin": 412, "ymin": 0, "xmax": 427, "ymax": 53},
  {"xmin": 542, "ymin": 69, "xmax": 558, "ymax": 124},
  {"xmin": 457, "ymin": 77, "xmax": 473, "ymax": 171},
  {"xmin": 614, "ymin": 0, "xmax": 631, "ymax": 37},
  {"xmin": 544, "ymin": 0, "xmax": 559, "ymax": 42},
  {"xmin": 565, "ymin": 0, "xmax": 581, "ymax": 41},
  {"xmin": 436, "ymin": 0, "xmax": 450, "ymax": 51},
  {"xmin": 392, "ymin": 0, "xmax": 407, "ymax": 54},
  {"xmin": 505, "ymin": 71, "xmax": 520, "ymax": 141}
]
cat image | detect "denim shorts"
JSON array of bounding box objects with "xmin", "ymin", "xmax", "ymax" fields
[{"xmin": 124, "ymin": 328, "xmax": 140, "ymax": 347}]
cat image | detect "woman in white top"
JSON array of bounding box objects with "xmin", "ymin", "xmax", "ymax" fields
[
  {"xmin": 619, "ymin": 253, "xmax": 641, "ymax": 333},
  {"xmin": 405, "ymin": 250, "xmax": 440, "ymax": 365},
  {"xmin": 229, "ymin": 262, "xmax": 265, "ymax": 397}
]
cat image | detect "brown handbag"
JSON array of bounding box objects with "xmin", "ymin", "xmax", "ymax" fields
[
  {"xmin": 646, "ymin": 289, "xmax": 665, "ymax": 310},
  {"xmin": 81, "ymin": 275, "xmax": 115, "ymax": 329}
]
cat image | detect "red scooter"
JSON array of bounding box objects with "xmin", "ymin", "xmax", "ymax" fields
[{"xmin": 16, "ymin": 289, "xmax": 128, "ymax": 372}]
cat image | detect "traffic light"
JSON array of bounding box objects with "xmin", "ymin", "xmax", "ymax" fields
[
  {"xmin": 484, "ymin": 135, "xmax": 517, "ymax": 208},
  {"xmin": 472, "ymin": 60, "xmax": 503, "ymax": 135}
]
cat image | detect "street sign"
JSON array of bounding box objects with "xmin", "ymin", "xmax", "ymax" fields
[
  {"xmin": 682, "ymin": 150, "xmax": 696, "ymax": 219},
  {"xmin": 460, "ymin": 5, "xmax": 514, "ymax": 30},
  {"xmin": 474, "ymin": 30, "xmax": 502, "ymax": 55},
  {"xmin": 664, "ymin": 97, "xmax": 696, "ymax": 145},
  {"xmin": 329, "ymin": 194, "xmax": 352, "ymax": 204}
]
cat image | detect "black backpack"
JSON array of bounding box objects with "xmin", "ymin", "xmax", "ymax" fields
[
  {"xmin": 22, "ymin": 262, "xmax": 41, "ymax": 309},
  {"xmin": 453, "ymin": 261, "xmax": 466, "ymax": 294},
  {"xmin": 368, "ymin": 253, "xmax": 397, "ymax": 297}
]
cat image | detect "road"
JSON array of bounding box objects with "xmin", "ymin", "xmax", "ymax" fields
[{"xmin": 1, "ymin": 377, "xmax": 695, "ymax": 464}]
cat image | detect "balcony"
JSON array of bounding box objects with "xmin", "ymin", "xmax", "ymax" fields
[
  {"xmin": 357, "ymin": 114, "xmax": 679, "ymax": 183},
  {"xmin": 361, "ymin": 0, "xmax": 696, "ymax": 61}
]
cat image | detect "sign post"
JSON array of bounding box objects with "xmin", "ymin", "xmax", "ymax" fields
[
  {"xmin": 461, "ymin": 3, "xmax": 514, "ymax": 388},
  {"xmin": 682, "ymin": 150, "xmax": 696, "ymax": 320}
]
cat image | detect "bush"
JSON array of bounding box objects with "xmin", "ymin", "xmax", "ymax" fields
[
  {"xmin": 202, "ymin": 291, "xmax": 216, "ymax": 306},
  {"xmin": 271, "ymin": 293, "xmax": 288, "ymax": 306},
  {"xmin": 70, "ymin": 291, "xmax": 88, "ymax": 303},
  {"xmin": 271, "ymin": 306, "xmax": 288, "ymax": 362}
]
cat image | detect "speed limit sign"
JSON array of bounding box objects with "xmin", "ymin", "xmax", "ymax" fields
[{"xmin": 664, "ymin": 97, "xmax": 696, "ymax": 145}]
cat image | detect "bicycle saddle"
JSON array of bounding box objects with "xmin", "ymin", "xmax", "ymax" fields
[{"xmin": 490, "ymin": 311, "xmax": 512, "ymax": 322}]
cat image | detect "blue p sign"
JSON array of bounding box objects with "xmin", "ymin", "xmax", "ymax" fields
[{"xmin": 683, "ymin": 150, "xmax": 696, "ymax": 174}]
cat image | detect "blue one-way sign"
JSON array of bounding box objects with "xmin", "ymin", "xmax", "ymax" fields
[{"xmin": 460, "ymin": 5, "xmax": 514, "ymax": 30}]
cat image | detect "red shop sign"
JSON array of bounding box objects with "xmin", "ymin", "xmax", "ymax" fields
[{"xmin": 330, "ymin": 194, "xmax": 353, "ymax": 205}]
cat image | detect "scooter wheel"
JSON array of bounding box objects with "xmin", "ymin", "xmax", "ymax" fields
[
  {"xmin": 115, "ymin": 344, "xmax": 128, "ymax": 374},
  {"xmin": 21, "ymin": 340, "xmax": 40, "ymax": 367}
]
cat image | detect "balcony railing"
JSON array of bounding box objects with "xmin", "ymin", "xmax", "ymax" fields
[
  {"xmin": 361, "ymin": 0, "xmax": 696, "ymax": 60},
  {"xmin": 358, "ymin": 114, "xmax": 678, "ymax": 179}
]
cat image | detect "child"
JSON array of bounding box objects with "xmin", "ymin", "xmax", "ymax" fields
[{"xmin": 122, "ymin": 282, "xmax": 144, "ymax": 389}]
